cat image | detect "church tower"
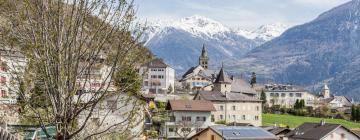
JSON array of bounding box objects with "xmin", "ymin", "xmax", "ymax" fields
[
  {"xmin": 321, "ymin": 84, "xmax": 331, "ymax": 99},
  {"xmin": 199, "ymin": 44, "xmax": 209, "ymax": 69},
  {"xmin": 213, "ymin": 64, "xmax": 232, "ymax": 94}
]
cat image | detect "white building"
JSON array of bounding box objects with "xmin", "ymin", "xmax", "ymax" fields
[
  {"xmin": 139, "ymin": 58, "xmax": 175, "ymax": 94},
  {"xmin": 318, "ymin": 84, "xmax": 352, "ymax": 109},
  {"xmin": 263, "ymin": 84, "xmax": 317, "ymax": 108},
  {"xmin": 164, "ymin": 100, "xmax": 215, "ymax": 139},
  {"xmin": 0, "ymin": 48, "xmax": 26, "ymax": 104}
]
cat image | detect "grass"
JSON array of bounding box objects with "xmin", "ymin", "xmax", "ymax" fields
[{"xmin": 262, "ymin": 113, "xmax": 360, "ymax": 128}]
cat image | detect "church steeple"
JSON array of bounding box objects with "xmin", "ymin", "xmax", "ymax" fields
[
  {"xmin": 213, "ymin": 64, "xmax": 232, "ymax": 93},
  {"xmin": 199, "ymin": 44, "xmax": 209, "ymax": 69},
  {"xmin": 322, "ymin": 83, "xmax": 331, "ymax": 99}
]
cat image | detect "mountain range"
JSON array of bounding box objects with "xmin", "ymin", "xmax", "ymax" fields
[
  {"xmin": 230, "ymin": 0, "xmax": 360, "ymax": 99},
  {"xmin": 142, "ymin": 15, "xmax": 289, "ymax": 73}
]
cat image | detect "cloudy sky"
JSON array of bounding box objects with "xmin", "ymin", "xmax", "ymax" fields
[{"xmin": 134, "ymin": 0, "xmax": 350, "ymax": 29}]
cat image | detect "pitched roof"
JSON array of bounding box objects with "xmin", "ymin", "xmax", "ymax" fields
[
  {"xmin": 181, "ymin": 65, "xmax": 217, "ymax": 80},
  {"xmin": 214, "ymin": 66, "xmax": 232, "ymax": 84},
  {"xmin": 231, "ymin": 78, "xmax": 257, "ymax": 94},
  {"xmin": 196, "ymin": 91, "xmax": 261, "ymax": 102},
  {"xmin": 211, "ymin": 126, "xmax": 277, "ymax": 140},
  {"xmin": 142, "ymin": 58, "xmax": 168, "ymax": 68},
  {"xmin": 166, "ymin": 100, "xmax": 215, "ymax": 112},
  {"xmin": 285, "ymin": 122, "xmax": 360, "ymax": 139}
]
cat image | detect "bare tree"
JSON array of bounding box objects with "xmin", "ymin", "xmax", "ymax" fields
[{"xmin": 0, "ymin": 0, "xmax": 151, "ymax": 139}]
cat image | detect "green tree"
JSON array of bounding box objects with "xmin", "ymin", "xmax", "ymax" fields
[
  {"xmin": 3, "ymin": 0, "xmax": 150, "ymax": 139},
  {"xmin": 352, "ymin": 105, "xmax": 356, "ymax": 121},
  {"xmin": 299, "ymin": 99, "xmax": 305, "ymax": 109},
  {"xmin": 250, "ymin": 72, "xmax": 256, "ymax": 88},
  {"xmin": 260, "ymin": 90, "xmax": 267, "ymax": 105},
  {"xmin": 294, "ymin": 99, "xmax": 300, "ymax": 109}
]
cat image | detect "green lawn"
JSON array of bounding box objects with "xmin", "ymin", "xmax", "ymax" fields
[{"xmin": 263, "ymin": 113, "xmax": 360, "ymax": 128}]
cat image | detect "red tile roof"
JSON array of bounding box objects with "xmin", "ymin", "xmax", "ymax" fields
[{"xmin": 167, "ymin": 100, "xmax": 215, "ymax": 112}]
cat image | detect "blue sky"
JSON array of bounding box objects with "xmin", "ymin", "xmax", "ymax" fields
[{"xmin": 134, "ymin": 0, "xmax": 350, "ymax": 29}]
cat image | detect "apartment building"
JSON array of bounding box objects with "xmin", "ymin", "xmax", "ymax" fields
[{"xmin": 139, "ymin": 58, "xmax": 175, "ymax": 94}]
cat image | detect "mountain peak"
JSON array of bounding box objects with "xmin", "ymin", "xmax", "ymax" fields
[{"xmin": 175, "ymin": 15, "xmax": 230, "ymax": 36}]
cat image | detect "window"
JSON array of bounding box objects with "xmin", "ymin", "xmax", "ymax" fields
[
  {"xmin": 296, "ymin": 93, "xmax": 302, "ymax": 97},
  {"xmin": 0, "ymin": 76, "xmax": 6, "ymax": 84},
  {"xmin": 158, "ymin": 75, "xmax": 164, "ymax": 79},
  {"xmin": 211, "ymin": 115, "xmax": 215, "ymax": 122},
  {"xmin": 211, "ymin": 135, "xmax": 215, "ymax": 140},
  {"xmin": 281, "ymin": 93, "xmax": 286, "ymax": 97},
  {"xmin": 242, "ymin": 115, "xmax": 246, "ymax": 120},
  {"xmin": 220, "ymin": 105, "xmax": 224, "ymax": 111},
  {"xmin": 181, "ymin": 128, "xmax": 191, "ymax": 132},
  {"xmin": 232, "ymin": 106, "xmax": 236, "ymax": 111},
  {"xmin": 220, "ymin": 115, "xmax": 224, "ymax": 120},
  {"xmin": 169, "ymin": 128, "xmax": 174, "ymax": 132},
  {"xmin": 144, "ymin": 81, "xmax": 148, "ymax": 86},
  {"xmin": 196, "ymin": 116, "xmax": 206, "ymax": 122},
  {"xmin": 255, "ymin": 116, "xmax": 259, "ymax": 120},
  {"xmin": 182, "ymin": 116, "xmax": 191, "ymax": 121},
  {"xmin": 270, "ymin": 93, "xmax": 274, "ymax": 96},
  {"xmin": 232, "ymin": 115, "xmax": 236, "ymax": 120},
  {"xmin": 0, "ymin": 90, "xmax": 6, "ymax": 97},
  {"xmin": 275, "ymin": 93, "xmax": 279, "ymax": 97},
  {"xmin": 341, "ymin": 133, "xmax": 345, "ymax": 139},
  {"xmin": 256, "ymin": 106, "xmax": 260, "ymax": 111},
  {"xmin": 289, "ymin": 93, "xmax": 294, "ymax": 97},
  {"xmin": 151, "ymin": 75, "xmax": 157, "ymax": 78}
]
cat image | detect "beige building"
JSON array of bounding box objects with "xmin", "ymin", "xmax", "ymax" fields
[
  {"xmin": 263, "ymin": 84, "xmax": 317, "ymax": 108},
  {"xmin": 194, "ymin": 66, "xmax": 262, "ymax": 126}
]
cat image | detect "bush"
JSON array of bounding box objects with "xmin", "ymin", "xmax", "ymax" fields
[{"xmin": 215, "ymin": 120, "xmax": 226, "ymax": 124}]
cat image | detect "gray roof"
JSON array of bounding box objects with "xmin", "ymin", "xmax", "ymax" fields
[
  {"xmin": 321, "ymin": 96, "xmax": 352, "ymax": 107},
  {"xmin": 211, "ymin": 126, "xmax": 278, "ymax": 140},
  {"xmin": 196, "ymin": 91, "xmax": 261, "ymax": 102},
  {"xmin": 231, "ymin": 78, "xmax": 257, "ymax": 94},
  {"xmin": 142, "ymin": 58, "xmax": 168, "ymax": 68},
  {"xmin": 214, "ymin": 67, "xmax": 232, "ymax": 84},
  {"xmin": 181, "ymin": 65, "xmax": 216, "ymax": 80},
  {"xmin": 285, "ymin": 122, "xmax": 360, "ymax": 139}
]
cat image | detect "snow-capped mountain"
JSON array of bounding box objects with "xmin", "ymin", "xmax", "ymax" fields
[
  {"xmin": 235, "ymin": 23, "xmax": 290, "ymax": 44},
  {"xmin": 230, "ymin": 0, "xmax": 360, "ymax": 99},
  {"xmin": 142, "ymin": 15, "xmax": 289, "ymax": 73}
]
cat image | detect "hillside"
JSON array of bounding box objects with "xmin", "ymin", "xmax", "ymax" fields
[{"xmin": 230, "ymin": 0, "xmax": 360, "ymax": 99}]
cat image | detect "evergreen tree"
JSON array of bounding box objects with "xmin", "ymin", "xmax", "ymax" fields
[
  {"xmin": 300, "ymin": 99, "xmax": 305, "ymax": 109},
  {"xmin": 351, "ymin": 105, "xmax": 356, "ymax": 121},
  {"xmin": 250, "ymin": 72, "xmax": 256, "ymax": 88},
  {"xmin": 356, "ymin": 106, "xmax": 360, "ymax": 121},
  {"xmin": 294, "ymin": 99, "xmax": 300, "ymax": 109},
  {"xmin": 260, "ymin": 90, "xmax": 267, "ymax": 104}
]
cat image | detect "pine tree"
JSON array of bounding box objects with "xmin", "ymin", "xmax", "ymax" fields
[
  {"xmin": 356, "ymin": 106, "xmax": 360, "ymax": 121},
  {"xmin": 250, "ymin": 72, "xmax": 256, "ymax": 88},
  {"xmin": 294, "ymin": 99, "xmax": 300, "ymax": 109},
  {"xmin": 260, "ymin": 90, "xmax": 267, "ymax": 104},
  {"xmin": 351, "ymin": 105, "xmax": 356, "ymax": 121},
  {"xmin": 300, "ymin": 99, "xmax": 305, "ymax": 109}
]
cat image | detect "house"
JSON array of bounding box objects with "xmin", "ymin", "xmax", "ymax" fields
[
  {"xmin": 189, "ymin": 125, "xmax": 278, "ymax": 140},
  {"xmin": 194, "ymin": 66, "xmax": 262, "ymax": 126},
  {"xmin": 139, "ymin": 58, "xmax": 175, "ymax": 94},
  {"xmin": 284, "ymin": 121, "xmax": 360, "ymax": 140},
  {"xmin": 318, "ymin": 84, "xmax": 353, "ymax": 109},
  {"xmin": 263, "ymin": 84, "xmax": 317, "ymax": 108},
  {"xmin": 263, "ymin": 126, "xmax": 291, "ymax": 140},
  {"xmin": 0, "ymin": 48, "xmax": 26, "ymax": 104},
  {"xmin": 164, "ymin": 100, "xmax": 215, "ymax": 139},
  {"xmin": 181, "ymin": 45, "xmax": 217, "ymax": 91}
]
